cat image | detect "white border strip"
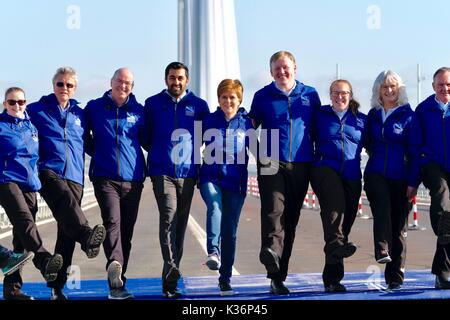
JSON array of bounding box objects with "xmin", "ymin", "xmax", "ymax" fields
[{"xmin": 188, "ymin": 215, "xmax": 240, "ymax": 275}]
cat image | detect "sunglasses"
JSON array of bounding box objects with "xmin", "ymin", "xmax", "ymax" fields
[
  {"xmin": 56, "ymin": 82, "xmax": 75, "ymax": 89},
  {"xmin": 6, "ymin": 99, "xmax": 26, "ymax": 107}
]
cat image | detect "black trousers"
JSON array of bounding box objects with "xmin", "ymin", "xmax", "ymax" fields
[
  {"xmin": 93, "ymin": 179, "xmax": 143, "ymax": 289},
  {"xmin": 364, "ymin": 173, "xmax": 409, "ymax": 285},
  {"xmin": 0, "ymin": 183, "xmax": 52, "ymax": 286},
  {"xmin": 151, "ymin": 176, "xmax": 196, "ymax": 290},
  {"xmin": 38, "ymin": 169, "xmax": 89, "ymax": 289},
  {"xmin": 310, "ymin": 166, "xmax": 361, "ymax": 286},
  {"xmin": 257, "ymin": 161, "xmax": 310, "ymax": 281},
  {"xmin": 421, "ymin": 162, "xmax": 450, "ymax": 279}
]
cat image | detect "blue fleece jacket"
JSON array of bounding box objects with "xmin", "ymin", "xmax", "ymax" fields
[
  {"xmin": 84, "ymin": 91, "xmax": 146, "ymax": 182},
  {"xmin": 27, "ymin": 93, "xmax": 86, "ymax": 185},
  {"xmin": 249, "ymin": 80, "xmax": 321, "ymax": 163},
  {"xmin": 0, "ymin": 111, "xmax": 41, "ymax": 191},
  {"xmin": 364, "ymin": 104, "xmax": 421, "ymax": 187},
  {"xmin": 415, "ymin": 94, "xmax": 450, "ymax": 172},
  {"xmin": 144, "ymin": 90, "xmax": 210, "ymax": 179},
  {"xmin": 199, "ymin": 107, "xmax": 255, "ymax": 195},
  {"xmin": 313, "ymin": 105, "xmax": 367, "ymax": 180}
]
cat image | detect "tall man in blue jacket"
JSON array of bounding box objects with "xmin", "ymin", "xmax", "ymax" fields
[
  {"xmin": 416, "ymin": 67, "xmax": 450, "ymax": 289},
  {"xmin": 144, "ymin": 62, "xmax": 210, "ymax": 298},
  {"xmin": 249, "ymin": 51, "xmax": 321, "ymax": 294},
  {"xmin": 27, "ymin": 67, "xmax": 106, "ymax": 300},
  {"xmin": 85, "ymin": 68, "xmax": 146, "ymax": 300}
]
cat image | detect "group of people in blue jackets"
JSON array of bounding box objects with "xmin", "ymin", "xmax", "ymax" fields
[{"xmin": 1, "ymin": 51, "xmax": 450, "ymax": 300}]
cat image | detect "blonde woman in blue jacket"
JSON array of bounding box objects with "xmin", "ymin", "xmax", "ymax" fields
[{"xmin": 364, "ymin": 70, "xmax": 420, "ymax": 290}]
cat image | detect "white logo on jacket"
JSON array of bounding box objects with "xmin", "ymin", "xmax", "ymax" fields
[{"xmin": 393, "ymin": 123, "xmax": 403, "ymax": 135}]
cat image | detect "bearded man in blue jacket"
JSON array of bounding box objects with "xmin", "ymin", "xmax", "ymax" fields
[{"xmin": 144, "ymin": 62, "xmax": 210, "ymax": 298}]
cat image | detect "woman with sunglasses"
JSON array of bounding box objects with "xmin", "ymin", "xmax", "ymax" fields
[
  {"xmin": 364, "ymin": 71, "xmax": 420, "ymax": 290},
  {"xmin": 0, "ymin": 87, "xmax": 63, "ymax": 300},
  {"xmin": 310, "ymin": 79, "xmax": 367, "ymax": 293}
]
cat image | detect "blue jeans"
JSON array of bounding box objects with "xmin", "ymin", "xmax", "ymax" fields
[{"xmin": 200, "ymin": 182, "xmax": 245, "ymax": 283}]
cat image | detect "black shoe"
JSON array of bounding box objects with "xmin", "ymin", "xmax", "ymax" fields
[
  {"xmin": 108, "ymin": 287, "xmax": 134, "ymax": 300},
  {"xmin": 438, "ymin": 212, "xmax": 450, "ymax": 245},
  {"xmin": 435, "ymin": 275, "xmax": 450, "ymax": 289},
  {"xmin": 166, "ymin": 266, "xmax": 181, "ymax": 283},
  {"xmin": 324, "ymin": 283, "xmax": 347, "ymax": 293},
  {"xmin": 85, "ymin": 225, "xmax": 106, "ymax": 259},
  {"xmin": 387, "ymin": 282, "xmax": 402, "ymax": 290},
  {"xmin": 331, "ymin": 242, "xmax": 357, "ymax": 259},
  {"xmin": 376, "ymin": 250, "xmax": 392, "ymax": 264},
  {"xmin": 219, "ymin": 282, "xmax": 234, "ymax": 296},
  {"xmin": 51, "ymin": 287, "xmax": 68, "ymax": 300},
  {"xmin": 260, "ymin": 247, "xmax": 280, "ymax": 274},
  {"xmin": 270, "ymin": 279, "xmax": 290, "ymax": 295},
  {"xmin": 163, "ymin": 287, "xmax": 182, "ymax": 298},
  {"xmin": 43, "ymin": 254, "xmax": 63, "ymax": 282},
  {"xmin": 3, "ymin": 283, "xmax": 34, "ymax": 300}
]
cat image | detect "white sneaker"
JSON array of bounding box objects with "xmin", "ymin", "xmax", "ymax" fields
[
  {"xmin": 205, "ymin": 254, "xmax": 221, "ymax": 270},
  {"xmin": 108, "ymin": 260, "xmax": 124, "ymax": 288}
]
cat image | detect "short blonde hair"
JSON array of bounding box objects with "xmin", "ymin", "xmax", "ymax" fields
[
  {"xmin": 217, "ymin": 79, "xmax": 243, "ymax": 104},
  {"xmin": 269, "ymin": 51, "xmax": 296, "ymax": 69}
]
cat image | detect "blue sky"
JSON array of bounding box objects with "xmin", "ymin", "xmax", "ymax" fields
[{"xmin": 1, "ymin": 0, "xmax": 449, "ymax": 113}]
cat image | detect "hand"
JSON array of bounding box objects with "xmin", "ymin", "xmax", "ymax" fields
[{"xmin": 406, "ymin": 186, "xmax": 417, "ymax": 201}]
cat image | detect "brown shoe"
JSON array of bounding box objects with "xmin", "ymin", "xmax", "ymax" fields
[{"xmin": 3, "ymin": 283, "xmax": 34, "ymax": 300}]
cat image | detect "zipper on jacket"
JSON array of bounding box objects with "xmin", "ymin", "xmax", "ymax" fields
[
  {"xmin": 116, "ymin": 108, "xmax": 121, "ymax": 177},
  {"xmin": 63, "ymin": 114, "xmax": 70, "ymax": 177},
  {"xmin": 288, "ymin": 97, "xmax": 293, "ymax": 162},
  {"xmin": 174, "ymin": 103, "xmax": 178, "ymax": 177},
  {"xmin": 3, "ymin": 159, "xmax": 7, "ymax": 174},
  {"xmin": 340, "ymin": 119, "xmax": 345, "ymax": 174},
  {"xmin": 382, "ymin": 124, "xmax": 389, "ymax": 175},
  {"xmin": 443, "ymin": 113, "xmax": 447, "ymax": 168},
  {"xmin": 24, "ymin": 126, "xmax": 35, "ymax": 185}
]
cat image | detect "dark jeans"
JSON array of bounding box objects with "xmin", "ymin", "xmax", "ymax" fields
[
  {"xmin": 0, "ymin": 183, "xmax": 52, "ymax": 286},
  {"xmin": 151, "ymin": 175, "xmax": 195, "ymax": 290},
  {"xmin": 39, "ymin": 169, "xmax": 90, "ymax": 289},
  {"xmin": 310, "ymin": 166, "xmax": 361, "ymax": 286},
  {"xmin": 93, "ymin": 179, "xmax": 143, "ymax": 289},
  {"xmin": 364, "ymin": 173, "xmax": 409, "ymax": 284},
  {"xmin": 421, "ymin": 162, "xmax": 450, "ymax": 279},
  {"xmin": 257, "ymin": 161, "xmax": 310, "ymax": 281}
]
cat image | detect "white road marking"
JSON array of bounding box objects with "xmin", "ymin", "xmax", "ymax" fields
[{"xmin": 188, "ymin": 215, "xmax": 240, "ymax": 275}]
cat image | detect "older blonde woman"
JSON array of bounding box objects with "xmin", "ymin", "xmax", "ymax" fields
[{"xmin": 363, "ymin": 70, "xmax": 420, "ymax": 290}]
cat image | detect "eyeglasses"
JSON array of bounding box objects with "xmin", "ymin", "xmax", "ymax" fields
[
  {"xmin": 331, "ymin": 91, "xmax": 351, "ymax": 97},
  {"xmin": 56, "ymin": 82, "xmax": 75, "ymax": 89},
  {"xmin": 6, "ymin": 99, "xmax": 26, "ymax": 106},
  {"xmin": 114, "ymin": 79, "xmax": 133, "ymax": 87}
]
